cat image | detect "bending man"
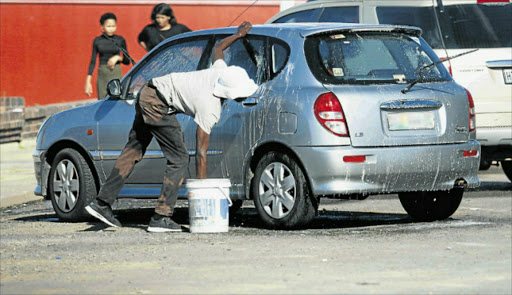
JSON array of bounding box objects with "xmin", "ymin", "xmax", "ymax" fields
[{"xmin": 86, "ymin": 21, "xmax": 257, "ymax": 232}]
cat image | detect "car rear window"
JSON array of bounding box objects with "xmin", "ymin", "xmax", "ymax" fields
[
  {"xmin": 305, "ymin": 32, "xmax": 452, "ymax": 85},
  {"xmin": 274, "ymin": 6, "xmax": 359, "ymax": 23},
  {"xmin": 439, "ymin": 3, "xmax": 512, "ymax": 49},
  {"xmin": 376, "ymin": 4, "xmax": 512, "ymax": 49},
  {"xmin": 274, "ymin": 8, "xmax": 323, "ymax": 23},
  {"xmin": 376, "ymin": 6, "xmax": 443, "ymax": 49}
]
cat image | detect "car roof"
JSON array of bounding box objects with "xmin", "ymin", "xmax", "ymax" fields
[
  {"xmin": 177, "ymin": 23, "xmax": 422, "ymax": 39},
  {"xmin": 266, "ymin": 0, "xmax": 483, "ymax": 24}
]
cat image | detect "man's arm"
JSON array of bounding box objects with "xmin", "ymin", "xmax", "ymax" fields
[
  {"xmin": 195, "ymin": 21, "xmax": 252, "ymax": 178},
  {"xmin": 212, "ymin": 21, "xmax": 252, "ymax": 63},
  {"xmin": 196, "ymin": 126, "xmax": 210, "ymax": 179}
]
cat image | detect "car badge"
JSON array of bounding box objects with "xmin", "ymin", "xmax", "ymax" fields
[{"xmin": 455, "ymin": 126, "xmax": 467, "ymax": 133}]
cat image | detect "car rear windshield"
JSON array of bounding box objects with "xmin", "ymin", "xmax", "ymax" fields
[{"xmin": 305, "ymin": 32, "xmax": 452, "ymax": 85}]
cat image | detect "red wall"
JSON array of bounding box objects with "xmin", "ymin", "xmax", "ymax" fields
[{"xmin": 0, "ymin": 3, "xmax": 280, "ymax": 106}]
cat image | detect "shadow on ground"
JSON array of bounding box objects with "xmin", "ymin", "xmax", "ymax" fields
[
  {"xmin": 12, "ymin": 206, "xmax": 415, "ymax": 231},
  {"xmin": 471, "ymin": 181, "xmax": 512, "ymax": 192}
]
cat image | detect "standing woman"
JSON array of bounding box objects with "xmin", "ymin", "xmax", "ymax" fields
[
  {"xmin": 138, "ymin": 3, "xmax": 191, "ymax": 52},
  {"xmin": 85, "ymin": 13, "xmax": 130, "ymax": 100}
]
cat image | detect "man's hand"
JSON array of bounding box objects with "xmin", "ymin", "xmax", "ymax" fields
[
  {"xmin": 237, "ymin": 21, "xmax": 252, "ymax": 38},
  {"xmin": 212, "ymin": 21, "xmax": 253, "ymax": 63}
]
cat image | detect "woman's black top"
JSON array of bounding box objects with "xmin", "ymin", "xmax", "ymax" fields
[
  {"xmin": 88, "ymin": 34, "xmax": 130, "ymax": 75},
  {"xmin": 138, "ymin": 23, "xmax": 191, "ymax": 52}
]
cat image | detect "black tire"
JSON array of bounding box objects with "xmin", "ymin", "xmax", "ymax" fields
[
  {"xmin": 251, "ymin": 152, "xmax": 316, "ymax": 229},
  {"xmin": 501, "ymin": 160, "xmax": 512, "ymax": 182},
  {"xmin": 398, "ymin": 188, "xmax": 463, "ymax": 222},
  {"xmin": 479, "ymin": 159, "xmax": 491, "ymax": 171},
  {"xmin": 48, "ymin": 148, "xmax": 97, "ymax": 221}
]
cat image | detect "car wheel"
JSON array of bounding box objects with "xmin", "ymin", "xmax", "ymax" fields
[
  {"xmin": 479, "ymin": 159, "xmax": 491, "ymax": 171},
  {"xmin": 501, "ymin": 160, "xmax": 512, "ymax": 182},
  {"xmin": 398, "ymin": 188, "xmax": 463, "ymax": 222},
  {"xmin": 252, "ymin": 152, "xmax": 316, "ymax": 229},
  {"xmin": 48, "ymin": 148, "xmax": 97, "ymax": 221}
]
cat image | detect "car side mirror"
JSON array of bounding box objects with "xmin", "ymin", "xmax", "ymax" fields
[{"xmin": 106, "ymin": 79, "xmax": 122, "ymax": 99}]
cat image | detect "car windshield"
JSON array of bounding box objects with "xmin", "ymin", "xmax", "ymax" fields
[{"xmin": 305, "ymin": 32, "xmax": 452, "ymax": 85}]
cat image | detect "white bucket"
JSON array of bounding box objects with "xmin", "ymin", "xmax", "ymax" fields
[{"xmin": 186, "ymin": 178, "xmax": 232, "ymax": 233}]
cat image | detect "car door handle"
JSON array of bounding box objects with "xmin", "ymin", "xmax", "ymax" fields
[{"xmin": 242, "ymin": 97, "xmax": 259, "ymax": 107}]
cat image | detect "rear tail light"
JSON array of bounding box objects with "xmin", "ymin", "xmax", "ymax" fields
[
  {"xmin": 465, "ymin": 89, "xmax": 476, "ymax": 132},
  {"xmin": 314, "ymin": 92, "xmax": 349, "ymax": 137}
]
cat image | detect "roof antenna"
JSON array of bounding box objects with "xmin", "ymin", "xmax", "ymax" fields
[{"xmin": 228, "ymin": 0, "xmax": 259, "ymax": 27}]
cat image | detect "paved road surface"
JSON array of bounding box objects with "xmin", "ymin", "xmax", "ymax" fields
[{"xmin": 0, "ymin": 167, "xmax": 510, "ymax": 294}]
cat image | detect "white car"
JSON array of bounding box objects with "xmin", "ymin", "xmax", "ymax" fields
[{"xmin": 267, "ymin": 0, "xmax": 512, "ymax": 181}]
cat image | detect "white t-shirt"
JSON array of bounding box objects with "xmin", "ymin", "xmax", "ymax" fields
[{"xmin": 151, "ymin": 60, "xmax": 228, "ymax": 134}]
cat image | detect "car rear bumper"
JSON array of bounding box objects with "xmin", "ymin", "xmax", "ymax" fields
[{"xmin": 294, "ymin": 141, "xmax": 480, "ymax": 196}]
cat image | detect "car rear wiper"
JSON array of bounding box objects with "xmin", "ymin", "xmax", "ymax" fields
[{"xmin": 401, "ymin": 49, "xmax": 478, "ymax": 94}]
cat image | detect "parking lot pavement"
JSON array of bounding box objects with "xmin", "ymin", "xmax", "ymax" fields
[{"xmin": 0, "ymin": 139, "xmax": 40, "ymax": 208}]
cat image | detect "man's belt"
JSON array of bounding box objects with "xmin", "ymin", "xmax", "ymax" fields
[{"xmin": 147, "ymin": 79, "xmax": 178, "ymax": 114}]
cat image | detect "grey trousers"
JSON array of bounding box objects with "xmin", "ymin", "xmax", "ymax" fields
[{"xmin": 97, "ymin": 84, "xmax": 189, "ymax": 216}]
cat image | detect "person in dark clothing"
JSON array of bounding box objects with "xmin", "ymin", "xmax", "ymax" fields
[
  {"xmin": 85, "ymin": 13, "xmax": 130, "ymax": 100},
  {"xmin": 86, "ymin": 22, "xmax": 257, "ymax": 233},
  {"xmin": 138, "ymin": 3, "xmax": 191, "ymax": 52}
]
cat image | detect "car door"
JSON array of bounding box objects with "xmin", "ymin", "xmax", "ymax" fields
[
  {"xmin": 97, "ymin": 36, "xmax": 211, "ymax": 191},
  {"xmin": 182, "ymin": 35, "xmax": 268, "ymax": 180},
  {"xmin": 182, "ymin": 35, "xmax": 290, "ymax": 196}
]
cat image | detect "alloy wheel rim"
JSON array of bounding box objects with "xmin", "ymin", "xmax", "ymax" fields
[
  {"xmin": 53, "ymin": 159, "xmax": 79, "ymax": 212},
  {"xmin": 258, "ymin": 162, "xmax": 296, "ymax": 219}
]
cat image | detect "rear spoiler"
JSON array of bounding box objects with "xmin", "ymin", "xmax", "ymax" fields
[{"xmin": 301, "ymin": 25, "xmax": 422, "ymax": 38}]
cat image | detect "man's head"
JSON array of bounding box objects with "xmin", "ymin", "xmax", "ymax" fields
[{"xmin": 213, "ymin": 66, "xmax": 258, "ymax": 100}]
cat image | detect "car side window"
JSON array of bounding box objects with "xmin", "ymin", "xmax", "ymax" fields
[
  {"xmin": 125, "ymin": 38, "xmax": 209, "ymax": 100},
  {"xmin": 274, "ymin": 8, "xmax": 322, "ymax": 23},
  {"xmin": 212, "ymin": 36, "xmax": 267, "ymax": 85},
  {"xmin": 319, "ymin": 6, "xmax": 359, "ymax": 23},
  {"xmin": 376, "ymin": 6, "xmax": 444, "ymax": 49},
  {"xmin": 270, "ymin": 39, "xmax": 290, "ymax": 78}
]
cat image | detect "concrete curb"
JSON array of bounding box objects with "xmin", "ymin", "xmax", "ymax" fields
[{"xmin": 0, "ymin": 192, "xmax": 42, "ymax": 208}]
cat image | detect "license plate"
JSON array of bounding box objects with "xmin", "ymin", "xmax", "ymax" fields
[
  {"xmin": 387, "ymin": 111, "xmax": 435, "ymax": 131},
  {"xmin": 503, "ymin": 69, "xmax": 512, "ymax": 84}
]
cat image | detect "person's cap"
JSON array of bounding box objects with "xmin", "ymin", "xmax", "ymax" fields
[{"xmin": 213, "ymin": 66, "xmax": 259, "ymax": 100}]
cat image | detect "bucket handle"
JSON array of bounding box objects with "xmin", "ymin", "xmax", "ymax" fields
[{"xmin": 218, "ymin": 187, "xmax": 233, "ymax": 207}]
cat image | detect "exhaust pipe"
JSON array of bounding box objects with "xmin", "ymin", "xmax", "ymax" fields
[{"xmin": 454, "ymin": 179, "xmax": 467, "ymax": 189}]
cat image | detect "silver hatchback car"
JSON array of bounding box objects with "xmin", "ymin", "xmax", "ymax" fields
[{"xmin": 33, "ymin": 23, "xmax": 480, "ymax": 229}]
